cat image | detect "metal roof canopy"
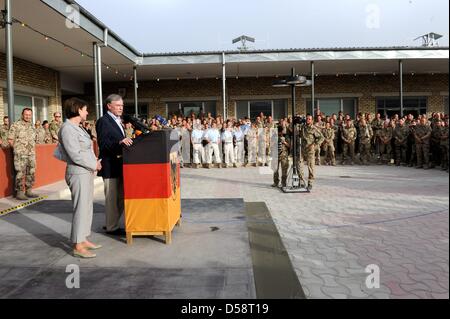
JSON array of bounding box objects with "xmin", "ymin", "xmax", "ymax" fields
[
  {"xmin": 0, "ymin": 0, "xmax": 137, "ymax": 91},
  {"xmin": 137, "ymin": 48, "xmax": 448, "ymax": 80}
]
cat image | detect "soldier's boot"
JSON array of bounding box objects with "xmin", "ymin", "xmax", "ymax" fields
[
  {"xmin": 15, "ymin": 191, "xmax": 28, "ymax": 200},
  {"xmin": 25, "ymin": 190, "xmax": 39, "ymax": 198},
  {"xmin": 306, "ymin": 183, "xmax": 313, "ymax": 192}
]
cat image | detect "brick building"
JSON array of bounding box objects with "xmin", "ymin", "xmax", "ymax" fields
[{"xmin": 1, "ymin": 0, "xmax": 449, "ymax": 123}]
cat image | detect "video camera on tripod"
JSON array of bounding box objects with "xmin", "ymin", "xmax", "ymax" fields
[{"xmin": 293, "ymin": 115, "xmax": 307, "ymax": 126}]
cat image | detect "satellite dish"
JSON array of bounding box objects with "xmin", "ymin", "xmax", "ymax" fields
[
  {"xmin": 414, "ymin": 32, "xmax": 443, "ymax": 47},
  {"xmin": 232, "ymin": 35, "xmax": 255, "ymax": 51}
]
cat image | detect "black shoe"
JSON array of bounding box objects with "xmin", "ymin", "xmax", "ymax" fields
[
  {"xmin": 105, "ymin": 228, "xmax": 126, "ymax": 236},
  {"xmin": 307, "ymin": 184, "xmax": 313, "ymax": 191}
]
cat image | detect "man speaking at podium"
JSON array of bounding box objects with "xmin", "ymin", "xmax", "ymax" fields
[{"xmin": 96, "ymin": 94, "xmax": 133, "ymax": 236}]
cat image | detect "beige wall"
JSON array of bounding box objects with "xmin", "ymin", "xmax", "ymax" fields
[{"xmin": 84, "ymin": 73, "xmax": 448, "ymax": 119}]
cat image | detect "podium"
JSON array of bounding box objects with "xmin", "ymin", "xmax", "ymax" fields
[{"xmin": 122, "ymin": 129, "xmax": 181, "ymax": 245}]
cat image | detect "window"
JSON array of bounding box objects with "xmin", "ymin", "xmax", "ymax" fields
[
  {"xmin": 181, "ymin": 102, "xmax": 202, "ymax": 117},
  {"xmin": 376, "ymin": 97, "xmax": 427, "ymax": 118},
  {"xmin": 167, "ymin": 102, "xmax": 181, "ymax": 118},
  {"xmin": 236, "ymin": 101, "xmax": 249, "ymax": 120},
  {"xmin": 307, "ymin": 98, "xmax": 357, "ymax": 118},
  {"xmin": 250, "ymin": 101, "xmax": 271, "ymax": 120},
  {"xmin": 235, "ymin": 99, "xmax": 287, "ymax": 120},
  {"xmin": 3, "ymin": 92, "xmax": 48, "ymax": 123},
  {"xmin": 124, "ymin": 103, "xmax": 148, "ymax": 121},
  {"xmin": 33, "ymin": 97, "xmax": 47, "ymax": 123},
  {"xmin": 273, "ymin": 100, "xmax": 288, "ymax": 120},
  {"xmin": 166, "ymin": 101, "xmax": 217, "ymax": 118},
  {"xmin": 342, "ymin": 99, "xmax": 356, "ymax": 118},
  {"xmin": 203, "ymin": 101, "xmax": 216, "ymax": 117},
  {"xmin": 317, "ymin": 99, "xmax": 340, "ymax": 117},
  {"xmin": 14, "ymin": 95, "xmax": 32, "ymax": 121}
]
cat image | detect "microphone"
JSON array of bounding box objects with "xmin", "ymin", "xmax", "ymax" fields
[{"xmin": 122, "ymin": 114, "xmax": 150, "ymax": 134}]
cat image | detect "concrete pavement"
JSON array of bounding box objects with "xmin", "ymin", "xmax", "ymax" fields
[{"xmin": 0, "ymin": 164, "xmax": 448, "ymax": 299}]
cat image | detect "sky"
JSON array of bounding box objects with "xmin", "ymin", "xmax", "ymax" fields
[{"xmin": 75, "ymin": 0, "xmax": 449, "ymax": 53}]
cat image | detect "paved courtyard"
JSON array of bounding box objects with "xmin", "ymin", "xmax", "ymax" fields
[
  {"xmin": 0, "ymin": 164, "xmax": 448, "ymax": 299},
  {"xmin": 180, "ymin": 164, "xmax": 449, "ymax": 299}
]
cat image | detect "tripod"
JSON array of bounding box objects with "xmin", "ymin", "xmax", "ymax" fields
[{"xmin": 282, "ymin": 124, "xmax": 309, "ymax": 193}]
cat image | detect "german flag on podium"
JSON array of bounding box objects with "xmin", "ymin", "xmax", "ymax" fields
[{"xmin": 122, "ymin": 129, "xmax": 181, "ymax": 245}]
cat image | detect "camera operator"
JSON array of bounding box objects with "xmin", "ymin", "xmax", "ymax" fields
[{"xmin": 297, "ymin": 115, "xmax": 324, "ymax": 191}]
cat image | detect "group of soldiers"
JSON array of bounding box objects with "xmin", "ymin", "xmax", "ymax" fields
[
  {"xmin": 0, "ymin": 111, "xmax": 63, "ymax": 200},
  {"xmin": 142, "ymin": 110, "xmax": 449, "ymax": 171},
  {"xmin": 137, "ymin": 110, "xmax": 449, "ymax": 190},
  {"xmin": 320, "ymin": 111, "xmax": 449, "ymax": 171},
  {"xmin": 2, "ymin": 107, "xmax": 448, "ymax": 198}
]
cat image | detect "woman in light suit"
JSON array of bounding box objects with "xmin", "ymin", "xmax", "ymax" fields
[{"xmin": 58, "ymin": 98, "xmax": 102, "ymax": 258}]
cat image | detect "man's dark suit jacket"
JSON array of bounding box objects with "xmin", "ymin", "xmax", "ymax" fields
[{"xmin": 95, "ymin": 113, "xmax": 125, "ymax": 179}]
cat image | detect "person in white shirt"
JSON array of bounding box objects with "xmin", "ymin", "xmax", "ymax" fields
[
  {"xmin": 233, "ymin": 123, "xmax": 245, "ymax": 167},
  {"xmin": 191, "ymin": 120, "xmax": 204, "ymax": 168},
  {"xmin": 221, "ymin": 123, "xmax": 235, "ymax": 168},
  {"xmin": 205, "ymin": 122, "xmax": 222, "ymax": 168}
]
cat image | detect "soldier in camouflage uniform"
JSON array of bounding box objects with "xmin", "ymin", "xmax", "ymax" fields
[
  {"xmin": 440, "ymin": 119, "xmax": 449, "ymax": 172},
  {"xmin": 430, "ymin": 120, "xmax": 442, "ymax": 168},
  {"xmin": 7, "ymin": 108, "xmax": 39, "ymax": 200},
  {"xmin": 371, "ymin": 113, "xmax": 383, "ymax": 157},
  {"xmin": 322, "ymin": 122, "xmax": 336, "ymax": 166},
  {"xmin": 246, "ymin": 123, "xmax": 258, "ymax": 166},
  {"xmin": 378, "ymin": 121, "xmax": 393, "ymax": 164},
  {"xmin": 354, "ymin": 113, "xmax": 362, "ymax": 157},
  {"xmin": 272, "ymin": 126, "xmax": 290, "ymax": 188},
  {"xmin": 0, "ymin": 116, "xmax": 10, "ymax": 149},
  {"xmin": 35, "ymin": 120, "xmax": 44, "ymax": 144},
  {"xmin": 414, "ymin": 117, "xmax": 432, "ymax": 169},
  {"xmin": 341, "ymin": 119, "xmax": 357, "ymax": 165},
  {"xmin": 358, "ymin": 119, "xmax": 373, "ymax": 165},
  {"xmin": 49, "ymin": 112, "xmax": 63, "ymax": 143},
  {"xmin": 43, "ymin": 121, "xmax": 52, "ymax": 144},
  {"xmin": 265, "ymin": 116, "xmax": 276, "ymax": 167},
  {"xmin": 298, "ymin": 115, "xmax": 324, "ymax": 191},
  {"xmin": 408, "ymin": 120, "xmax": 418, "ymax": 167},
  {"xmin": 393, "ymin": 118, "xmax": 410, "ymax": 166},
  {"xmin": 124, "ymin": 122, "xmax": 134, "ymax": 138},
  {"xmin": 314, "ymin": 116, "xmax": 326, "ymax": 165}
]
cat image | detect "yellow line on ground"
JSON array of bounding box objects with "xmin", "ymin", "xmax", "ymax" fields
[{"xmin": 0, "ymin": 196, "xmax": 48, "ymax": 217}]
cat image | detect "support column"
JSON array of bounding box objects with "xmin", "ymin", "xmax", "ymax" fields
[
  {"xmin": 5, "ymin": 0, "xmax": 15, "ymax": 120},
  {"xmin": 311, "ymin": 61, "xmax": 315, "ymax": 118},
  {"xmin": 222, "ymin": 52, "xmax": 227, "ymax": 120},
  {"xmin": 134, "ymin": 66, "xmax": 138, "ymax": 117},
  {"xmin": 93, "ymin": 43, "xmax": 99, "ymax": 118},
  {"xmin": 399, "ymin": 60, "xmax": 403, "ymax": 117},
  {"xmin": 291, "ymin": 68, "xmax": 297, "ymax": 166},
  {"xmin": 96, "ymin": 44, "xmax": 103, "ymax": 118}
]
